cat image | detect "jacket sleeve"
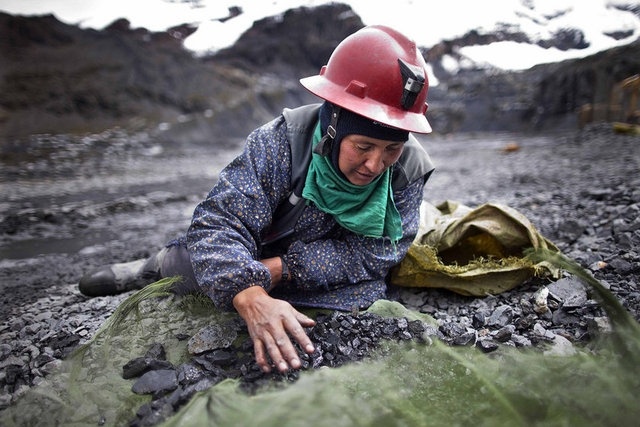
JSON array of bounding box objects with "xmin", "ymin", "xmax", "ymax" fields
[
  {"xmin": 284, "ymin": 176, "xmax": 425, "ymax": 292},
  {"xmin": 186, "ymin": 117, "xmax": 291, "ymax": 310}
]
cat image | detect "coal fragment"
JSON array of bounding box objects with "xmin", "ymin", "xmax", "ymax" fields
[
  {"xmin": 131, "ymin": 369, "xmax": 178, "ymax": 395},
  {"xmin": 188, "ymin": 323, "xmax": 237, "ymax": 355},
  {"xmin": 476, "ymin": 339, "xmax": 499, "ymax": 353},
  {"xmin": 122, "ymin": 357, "xmax": 174, "ymax": 380},
  {"xmin": 145, "ymin": 343, "xmax": 167, "ymax": 360}
]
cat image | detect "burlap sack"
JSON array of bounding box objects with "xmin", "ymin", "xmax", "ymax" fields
[{"xmin": 390, "ymin": 201, "xmax": 560, "ymax": 296}]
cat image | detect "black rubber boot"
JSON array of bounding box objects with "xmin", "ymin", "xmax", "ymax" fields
[{"xmin": 78, "ymin": 249, "xmax": 166, "ymax": 297}]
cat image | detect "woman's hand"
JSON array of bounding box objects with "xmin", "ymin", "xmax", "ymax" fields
[{"xmin": 233, "ymin": 285, "xmax": 316, "ymax": 373}]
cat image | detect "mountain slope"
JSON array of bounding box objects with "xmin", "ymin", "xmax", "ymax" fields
[{"xmin": 0, "ymin": 3, "xmax": 638, "ymax": 143}]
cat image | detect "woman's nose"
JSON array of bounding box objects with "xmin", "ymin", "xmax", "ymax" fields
[{"xmin": 364, "ymin": 149, "xmax": 386, "ymax": 174}]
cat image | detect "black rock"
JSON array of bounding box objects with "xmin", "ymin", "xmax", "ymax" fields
[
  {"xmin": 472, "ymin": 312, "xmax": 486, "ymax": 328},
  {"xmin": 453, "ymin": 331, "xmax": 477, "ymax": 346},
  {"xmin": 476, "ymin": 339, "xmax": 499, "ymax": 353},
  {"xmin": 439, "ymin": 322, "xmax": 466, "ymax": 339},
  {"xmin": 122, "ymin": 357, "xmax": 174, "ymax": 380},
  {"xmin": 145, "ymin": 343, "xmax": 167, "ymax": 360},
  {"xmin": 175, "ymin": 362, "xmax": 205, "ymax": 385},
  {"xmin": 205, "ymin": 349, "xmax": 237, "ymax": 367},
  {"xmin": 608, "ymin": 258, "xmax": 635, "ymax": 275},
  {"xmin": 492, "ymin": 325, "xmax": 516, "ymax": 343}
]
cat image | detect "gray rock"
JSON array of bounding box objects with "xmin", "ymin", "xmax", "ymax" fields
[
  {"xmin": 587, "ymin": 316, "xmax": 612, "ymax": 336},
  {"xmin": 0, "ymin": 343, "xmax": 12, "ymax": 359},
  {"xmin": 0, "ymin": 355, "xmax": 26, "ymax": 370},
  {"xmin": 207, "ymin": 349, "xmax": 236, "ymax": 367},
  {"xmin": 548, "ymin": 277, "xmax": 588, "ymax": 308},
  {"xmin": 543, "ymin": 335, "xmax": 576, "ymax": 356},
  {"xmin": 39, "ymin": 359, "xmax": 62, "ymax": 375},
  {"xmin": 608, "ymin": 258, "xmax": 635, "ymax": 274},
  {"xmin": 486, "ymin": 305, "xmax": 514, "ymax": 328},
  {"xmin": 511, "ymin": 334, "xmax": 532, "ymax": 347},
  {"xmin": 131, "ymin": 369, "xmax": 178, "ymax": 395},
  {"xmin": 452, "ymin": 330, "xmax": 477, "ymax": 346},
  {"xmin": 0, "ymin": 393, "xmax": 13, "ymax": 409},
  {"xmin": 532, "ymin": 323, "xmax": 556, "ymax": 341},
  {"xmin": 472, "ymin": 311, "xmax": 486, "ymax": 328},
  {"xmin": 188, "ymin": 324, "xmax": 237, "ymax": 355},
  {"xmin": 492, "ymin": 325, "xmax": 516, "ymax": 343}
]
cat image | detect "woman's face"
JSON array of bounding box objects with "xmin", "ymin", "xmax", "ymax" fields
[{"xmin": 338, "ymin": 134, "xmax": 405, "ymax": 186}]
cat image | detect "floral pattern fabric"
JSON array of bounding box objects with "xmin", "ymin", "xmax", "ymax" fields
[{"xmin": 185, "ymin": 113, "xmax": 427, "ymax": 311}]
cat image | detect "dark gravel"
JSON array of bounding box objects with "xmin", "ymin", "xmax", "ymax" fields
[
  {"xmin": 1, "ymin": 123, "xmax": 639, "ymax": 415},
  {"xmin": 126, "ymin": 311, "xmax": 437, "ymax": 427}
]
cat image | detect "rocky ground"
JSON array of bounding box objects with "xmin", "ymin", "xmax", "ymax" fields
[{"xmin": 1, "ymin": 122, "xmax": 639, "ymax": 420}]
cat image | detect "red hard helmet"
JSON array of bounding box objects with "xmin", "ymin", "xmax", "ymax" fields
[{"xmin": 300, "ymin": 25, "xmax": 431, "ymax": 134}]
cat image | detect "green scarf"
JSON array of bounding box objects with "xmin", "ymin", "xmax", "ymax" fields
[{"xmin": 302, "ymin": 122, "xmax": 403, "ymax": 241}]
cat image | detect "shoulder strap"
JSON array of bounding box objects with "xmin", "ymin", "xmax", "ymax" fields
[
  {"xmin": 262, "ymin": 104, "xmax": 435, "ymax": 247},
  {"xmin": 283, "ymin": 103, "xmax": 322, "ymax": 199},
  {"xmin": 262, "ymin": 104, "xmax": 321, "ymax": 246}
]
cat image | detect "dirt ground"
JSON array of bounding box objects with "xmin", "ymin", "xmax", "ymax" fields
[
  {"xmin": 1, "ymin": 121, "xmax": 639, "ymax": 410},
  {"xmin": 2, "ymin": 120, "xmax": 639, "ymax": 328}
]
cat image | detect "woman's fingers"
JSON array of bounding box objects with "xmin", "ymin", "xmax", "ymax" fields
[
  {"xmin": 270, "ymin": 333, "xmax": 300, "ymax": 371},
  {"xmin": 234, "ymin": 288, "xmax": 317, "ymax": 372},
  {"xmin": 254, "ymin": 331, "xmax": 295, "ymax": 373},
  {"xmin": 252, "ymin": 338, "xmax": 271, "ymax": 373},
  {"xmin": 255, "ymin": 315, "xmax": 315, "ymax": 372},
  {"xmin": 265, "ymin": 311, "xmax": 316, "ymax": 371},
  {"xmin": 286, "ymin": 314, "xmax": 316, "ymax": 354}
]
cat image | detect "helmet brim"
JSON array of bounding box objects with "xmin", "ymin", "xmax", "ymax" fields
[{"xmin": 300, "ymin": 75, "xmax": 432, "ymax": 134}]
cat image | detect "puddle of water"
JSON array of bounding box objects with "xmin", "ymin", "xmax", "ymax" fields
[{"xmin": 0, "ymin": 229, "xmax": 116, "ymax": 261}]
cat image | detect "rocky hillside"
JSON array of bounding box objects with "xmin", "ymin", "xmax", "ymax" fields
[
  {"xmin": 425, "ymin": 38, "xmax": 640, "ymax": 133},
  {"xmin": 0, "ymin": 3, "xmax": 638, "ymax": 143}
]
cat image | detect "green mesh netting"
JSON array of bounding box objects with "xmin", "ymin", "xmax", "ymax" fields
[{"xmin": 3, "ymin": 254, "xmax": 640, "ymax": 427}]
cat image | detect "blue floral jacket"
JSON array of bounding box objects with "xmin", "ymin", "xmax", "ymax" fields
[{"xmin": 186, "ymin": 105, "xmax": 433, "ymax": 311}]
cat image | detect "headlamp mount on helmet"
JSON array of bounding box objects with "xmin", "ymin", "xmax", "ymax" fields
[
  {"xmin": 398, "ymin": 59, "xmax": 425, "ymax": 110},
  {"xmin": 299, "ymin": 25, "xmax": 432, "ymax": 134}
]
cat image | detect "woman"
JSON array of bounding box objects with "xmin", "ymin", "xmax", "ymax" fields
[{"xmin": 79, "ymin": 25, "xmax": 434, "ymax": 373}]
